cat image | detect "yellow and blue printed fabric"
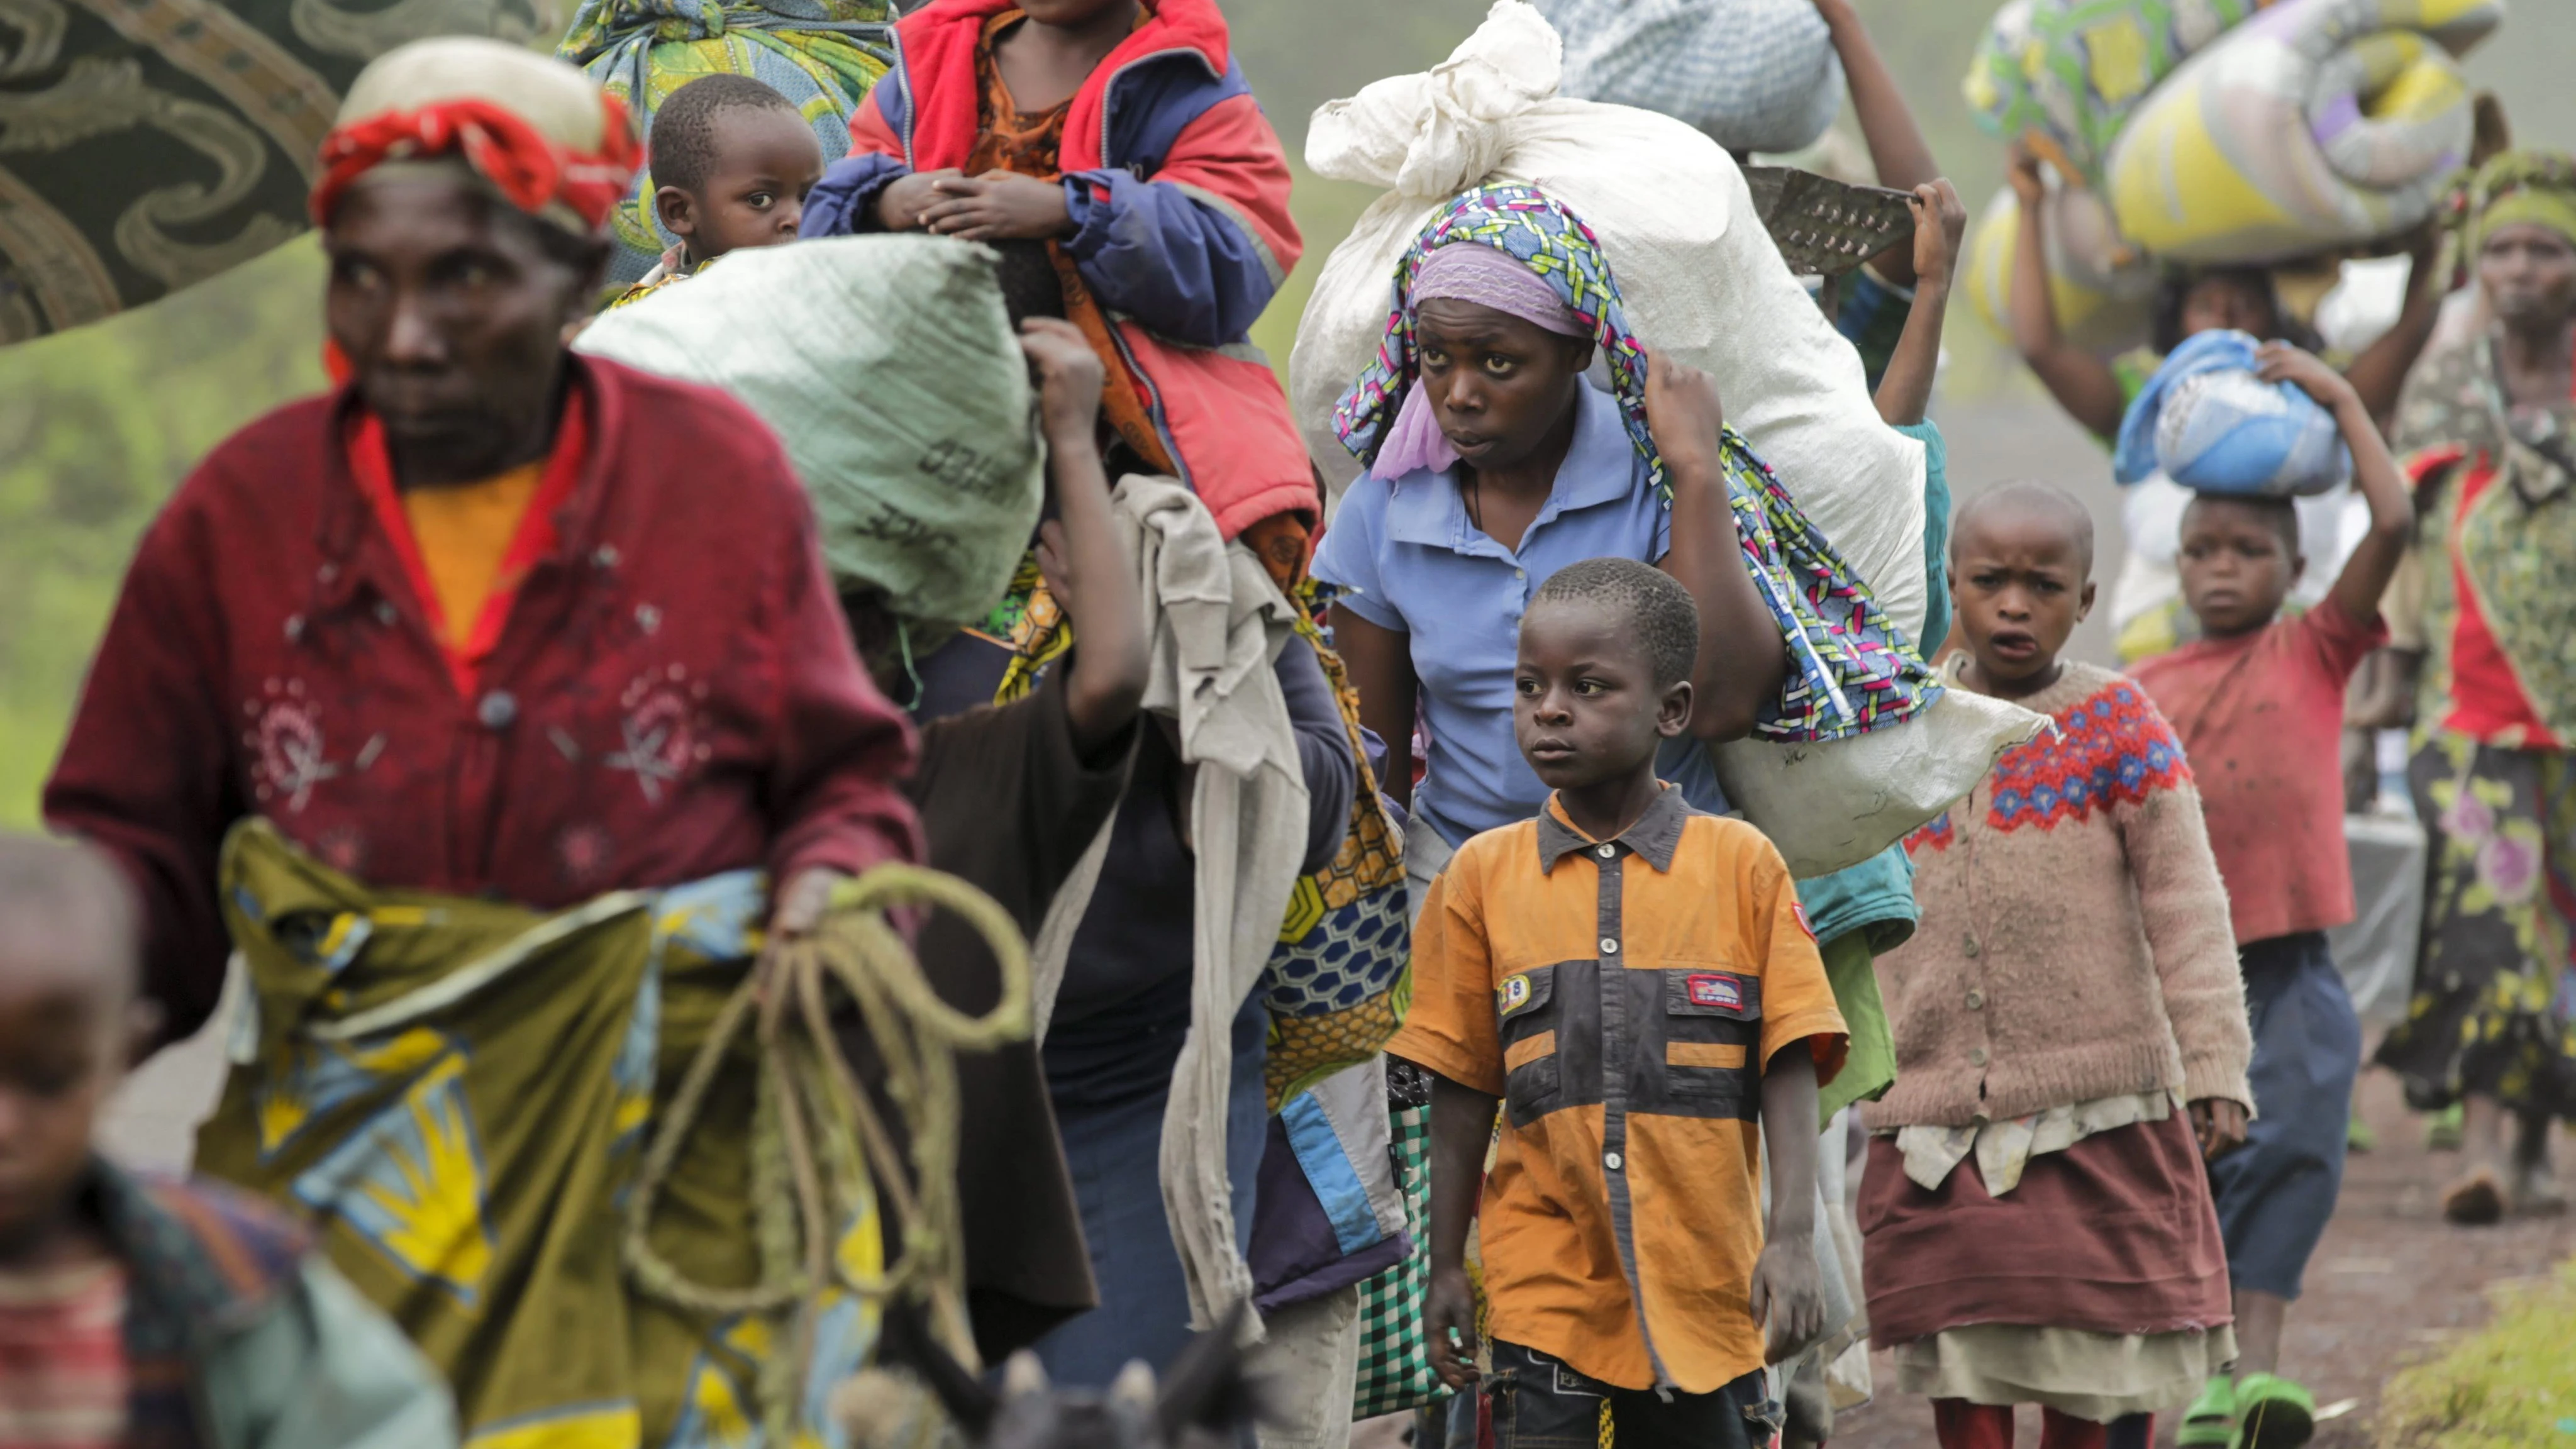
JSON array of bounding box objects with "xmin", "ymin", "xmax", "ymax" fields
[
  {"xmin": 195, "ymin": 819, "xmax": 882, "ymax": 1449},
  {"xmin": 1262, "ymin": 591, "xmax": 1410, "ymax": 1112},
  {"xmin": 1960, "ymin": 178, "xmax": 2160, "ymax": 354},
  {"xmin": 1963, "ymin": 0, "xmax": 2264, "ymax": 186},
  {"xmin": 2104, "ymin": 0, "xmax": 2503, "ymax": 264},
  {"xmin": 557, "ymin": 0, "xmax": 895, "ymax": 283}
]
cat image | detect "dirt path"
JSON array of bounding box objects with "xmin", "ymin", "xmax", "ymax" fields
[{"xmin": 1828, "ymin": 1067, "xmax": 2575, "ymax": 1448}]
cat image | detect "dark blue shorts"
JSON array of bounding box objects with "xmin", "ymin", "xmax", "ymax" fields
[{"xmin": 2208, "ymin": 931, "xmax": 2362, "ymax": 1300}]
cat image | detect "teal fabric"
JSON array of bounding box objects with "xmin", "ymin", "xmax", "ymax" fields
[
  {"xmin": 201, "ymin": 1261, "xmax": 457, "ymax": 1449},
  {"xmin": 1794, "ymin": 419, "xmax": 1952, "ymax": 951},
  {"xmin": 1907, "ymin": 419, "xmax": 1953, "ymax": 653},
  {"xmin": 1798, "ymin": 847, "xmax": 1917, "ymax": 953}
]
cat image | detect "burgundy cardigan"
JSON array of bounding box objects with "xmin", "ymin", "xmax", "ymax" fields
[{"xmin": 46, "ymin": 355, "xmax": 922, "ymax": 1038}]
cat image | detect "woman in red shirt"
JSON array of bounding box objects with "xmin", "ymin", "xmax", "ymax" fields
[
  {"xmin": 2372, "ymin": 151, "xmax": 2576, "ymax": 1226},
  {"xmin": 43, "ymin": 38, "xmax": 921, "ymax": 1443}
]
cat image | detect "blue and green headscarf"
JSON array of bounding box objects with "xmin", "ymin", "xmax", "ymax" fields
[
  {"xmin": 1335, "ymin": 185, "xmax": 1672, "ymax": 496},
  {"xmin": 1331, "ymin": 183, "xmax": 1941, "ymax": 745}
]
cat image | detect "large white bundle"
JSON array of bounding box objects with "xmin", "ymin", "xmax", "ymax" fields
[
  {"xmin": 1531, "ymin": 0, "xmax": 1845, "ymax": 155},
  {"xmin": 1714, "ymin": 694, "xmax": 2045, "ymax": 879},
  {"xmin": 1292, "ymin": 3, "xmax": 2047, "ymax": 875},
  {"xmin": 1291, "ymin": 0, "xmax": 1931, "ymax": 641}
]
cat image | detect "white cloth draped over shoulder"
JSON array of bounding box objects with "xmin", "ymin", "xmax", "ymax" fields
[{"xmin": 1029, "ymin": 472, "xmax": 1311, "ymax": 1340}]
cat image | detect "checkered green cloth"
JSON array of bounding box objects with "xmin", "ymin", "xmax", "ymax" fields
[{"xmin": 1353, "ymin": 1065, "xmax": 1450, "ymax": 1421}]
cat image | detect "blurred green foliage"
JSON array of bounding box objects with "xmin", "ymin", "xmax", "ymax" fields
[
  {"xmin": 5, "ymin": 0, "xmax": 2571, "ymax": 827},
  {"xmin": 0, "ymin": 240, "xmax": 325, "ymax": 824}
]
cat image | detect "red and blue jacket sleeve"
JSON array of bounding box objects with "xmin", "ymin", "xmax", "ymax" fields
[
  {"xmin": 801, "ymin": 91, "xmax": 912, "ymax": 238},
  {"xmin": 1060, "ymin": 91, "xmax": 1301, "ymax": 348}
]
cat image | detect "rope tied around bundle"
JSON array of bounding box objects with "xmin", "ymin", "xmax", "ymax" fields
[{"xmin": 621, "ymin": 862, "xmax": 1031, "ymax": 1437}]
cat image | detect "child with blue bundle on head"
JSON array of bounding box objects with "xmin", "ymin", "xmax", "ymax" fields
[{"xmin": 2131, "ymin": 343, "xmax": 2414, "ymax": 1449}]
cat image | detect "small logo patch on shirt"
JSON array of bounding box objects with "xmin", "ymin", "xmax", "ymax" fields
[
  {"xmin": 1497, "ymin": 974, "xmax": 1533, "ymax": 1015},
  {"xmin": 1685, "ymin": 973, "xmax": 1743, "ymax": 1011}
]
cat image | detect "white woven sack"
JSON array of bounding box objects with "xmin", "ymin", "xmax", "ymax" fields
[
  {"xmin": 1292, "ymin": 0, "xmax": 1930, "ymax": 641},
  {"xmin": 1532, "ymin": 0, "xmax": 1844, "ymax": 154},
  {"xmin": 577, "ymin": 235, "xmax": 1043, "ymax": 632},
  {"xmin": 1714, "ymin": 691, "xmax": 2046, "ymax": 879}
]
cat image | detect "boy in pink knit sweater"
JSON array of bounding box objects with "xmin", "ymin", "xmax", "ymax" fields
[
  {"xmin": 1860, "ymin": 484, "xmax": 2256, "ymax": 1449},
  {"xmin": 2132, "ymin": 345, "xmax": 2412, "ymax": 1449}
]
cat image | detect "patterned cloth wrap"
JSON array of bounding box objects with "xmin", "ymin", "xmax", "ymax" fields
[
  {"xmin": 2387, "ymin": 194, "xmax": 2576, "ymax": 749},
  {"xmin": 1333, "ymin": 184, "xmax": 1941, "ymax": 745},
  {"xmin": 558, "ymin": 0, "xmax": 894, "ymax": 283},
  {"xmin": 977, "ymin": 559, "xmax": 1411, "ymax": 1110},
  {"xmin": 1350, "ymin": 1060, "xmax": 1447, "ymax": 1421},
  {"xmin": 2101, "ymin": 0, "xmax": 2503, "ymax": 265},
  {"xmin": 1962, "ymin": 0, "xmax": 2263, "ymax": 186},
  {"xmin": 195, "ymin": 819, "xmax": 887, "ymax": 1448}
]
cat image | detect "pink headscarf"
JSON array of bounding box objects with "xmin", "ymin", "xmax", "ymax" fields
[{"xmin": 1372, "ymin": 243, "xmax": 1587, "ymax": 479}]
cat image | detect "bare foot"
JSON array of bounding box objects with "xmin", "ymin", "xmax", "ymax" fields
[{"xmin": 2442, "ymin": 1167, "xmax": 2506, "ymax": 1226}]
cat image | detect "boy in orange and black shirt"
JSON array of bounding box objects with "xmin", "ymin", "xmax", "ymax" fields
[{"xmin": 1395, "ymin": 559, "xmax": 1847, "ymax": 1449}]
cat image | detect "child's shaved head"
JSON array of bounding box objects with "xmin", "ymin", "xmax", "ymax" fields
[
  {"xmin": 1532, "ymin": 557, "xmax": 1699, "ymax": 689},
  {"xmin": 0, "ymin": 833, "xmax": 138, "ymax": 1003},
  {"xmin": 648, "ymin": 75, "xmax": 804, "ymax": 197},
  {"xmin": 1953, "ymin": 481, "xmax": 2096, "ymax": 577},
  {"xmin": 1947, "ymin": 480, "xmax": 2098, "ymax": 699},
  {"xmin": 647, "ymin": 75, "xmax": 824, "ymax": 264},
  {"xmin": 0, "ymin": 834, "xmax": 150, "ymax": 1261}
]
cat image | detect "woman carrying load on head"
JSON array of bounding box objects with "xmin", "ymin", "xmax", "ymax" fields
[
  {"xmin": 2001, "ymin": 141, "xmax": 2452, "ymax": 665},
  {"xmin": 1314, "ymin": 186, "xmax": 1792, "ymax": 885},
  {"xmin": 43, "ymin": 39, "xmax": 923, "ymax": 1445},
  {"xmin": 2372, "ymin": 150, "xmax": 2576, "ymax": 1227},
  {"xmin": 2003, "ymin": 142, "xmax": 2445, "ymax": 448}
]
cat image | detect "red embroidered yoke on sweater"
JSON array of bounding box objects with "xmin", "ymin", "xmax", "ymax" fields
[
  {"xmin": 44, "ymin": 357, "xmax": 923, "ymax": 1041},
  {"xmin": 1867, "ymin": 661, "xmax": 2253, "ymax": 1130}
]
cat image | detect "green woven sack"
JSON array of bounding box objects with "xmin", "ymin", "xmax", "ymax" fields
[
  {"xmin": 577, "ymin": 235, "xmax": 1045, "ymax": 634},
  {"xmin": 1353, "ymin": 1063, "xmax": 1450, "ymax": 1421}
]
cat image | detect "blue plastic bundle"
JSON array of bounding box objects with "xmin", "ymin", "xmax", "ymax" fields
[{"xmin": 2114, "ymin": 328, "xmax": 2351, "ymax": 496}]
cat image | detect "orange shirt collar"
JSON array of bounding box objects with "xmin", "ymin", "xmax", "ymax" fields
[{"xmin": 347, "ymin": 385, "xmax": 592, "ymax": 697}]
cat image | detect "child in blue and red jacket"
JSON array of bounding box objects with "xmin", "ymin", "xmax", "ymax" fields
[{"xmin": 799, "ymin": 0, "xmax": 1316, "ymax": 559}]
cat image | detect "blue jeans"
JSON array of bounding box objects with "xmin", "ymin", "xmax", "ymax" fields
[
  {"xmin": 1032, "ymin": 1001, "xmax": 1268, "ymax": 1386},
  {"xmin": 2209, "ymin": 931, "xmax": 2362, "ymax": 1300}
]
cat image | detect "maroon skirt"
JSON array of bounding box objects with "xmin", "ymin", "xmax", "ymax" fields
[{"xmin": 1858, "ymin": 1113, "xmax": 2233, "ymax": 1345}]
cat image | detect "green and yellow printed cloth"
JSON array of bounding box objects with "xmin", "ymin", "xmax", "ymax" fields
[{"xmin": 196, "ymin": 819, "xmax": 881, "ymax": 1449}]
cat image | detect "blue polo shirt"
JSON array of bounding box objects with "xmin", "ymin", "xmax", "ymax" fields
[{"xmin": 1314, "ymin": 381, "xmax": 1729, "ymax": 849}]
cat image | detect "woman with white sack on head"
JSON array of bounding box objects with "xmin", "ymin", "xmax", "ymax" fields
[
  {"xmin": 1296, "ymin": 0, "xmax": 2043, "ymax": 883},
  {"xmin": 1312, "ymin": 179, "xmax": 1931, "ymax": 1449},
  {"xmin": 1313, "ymin": 181, "xmax": 1984, "ymax": 882}
]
